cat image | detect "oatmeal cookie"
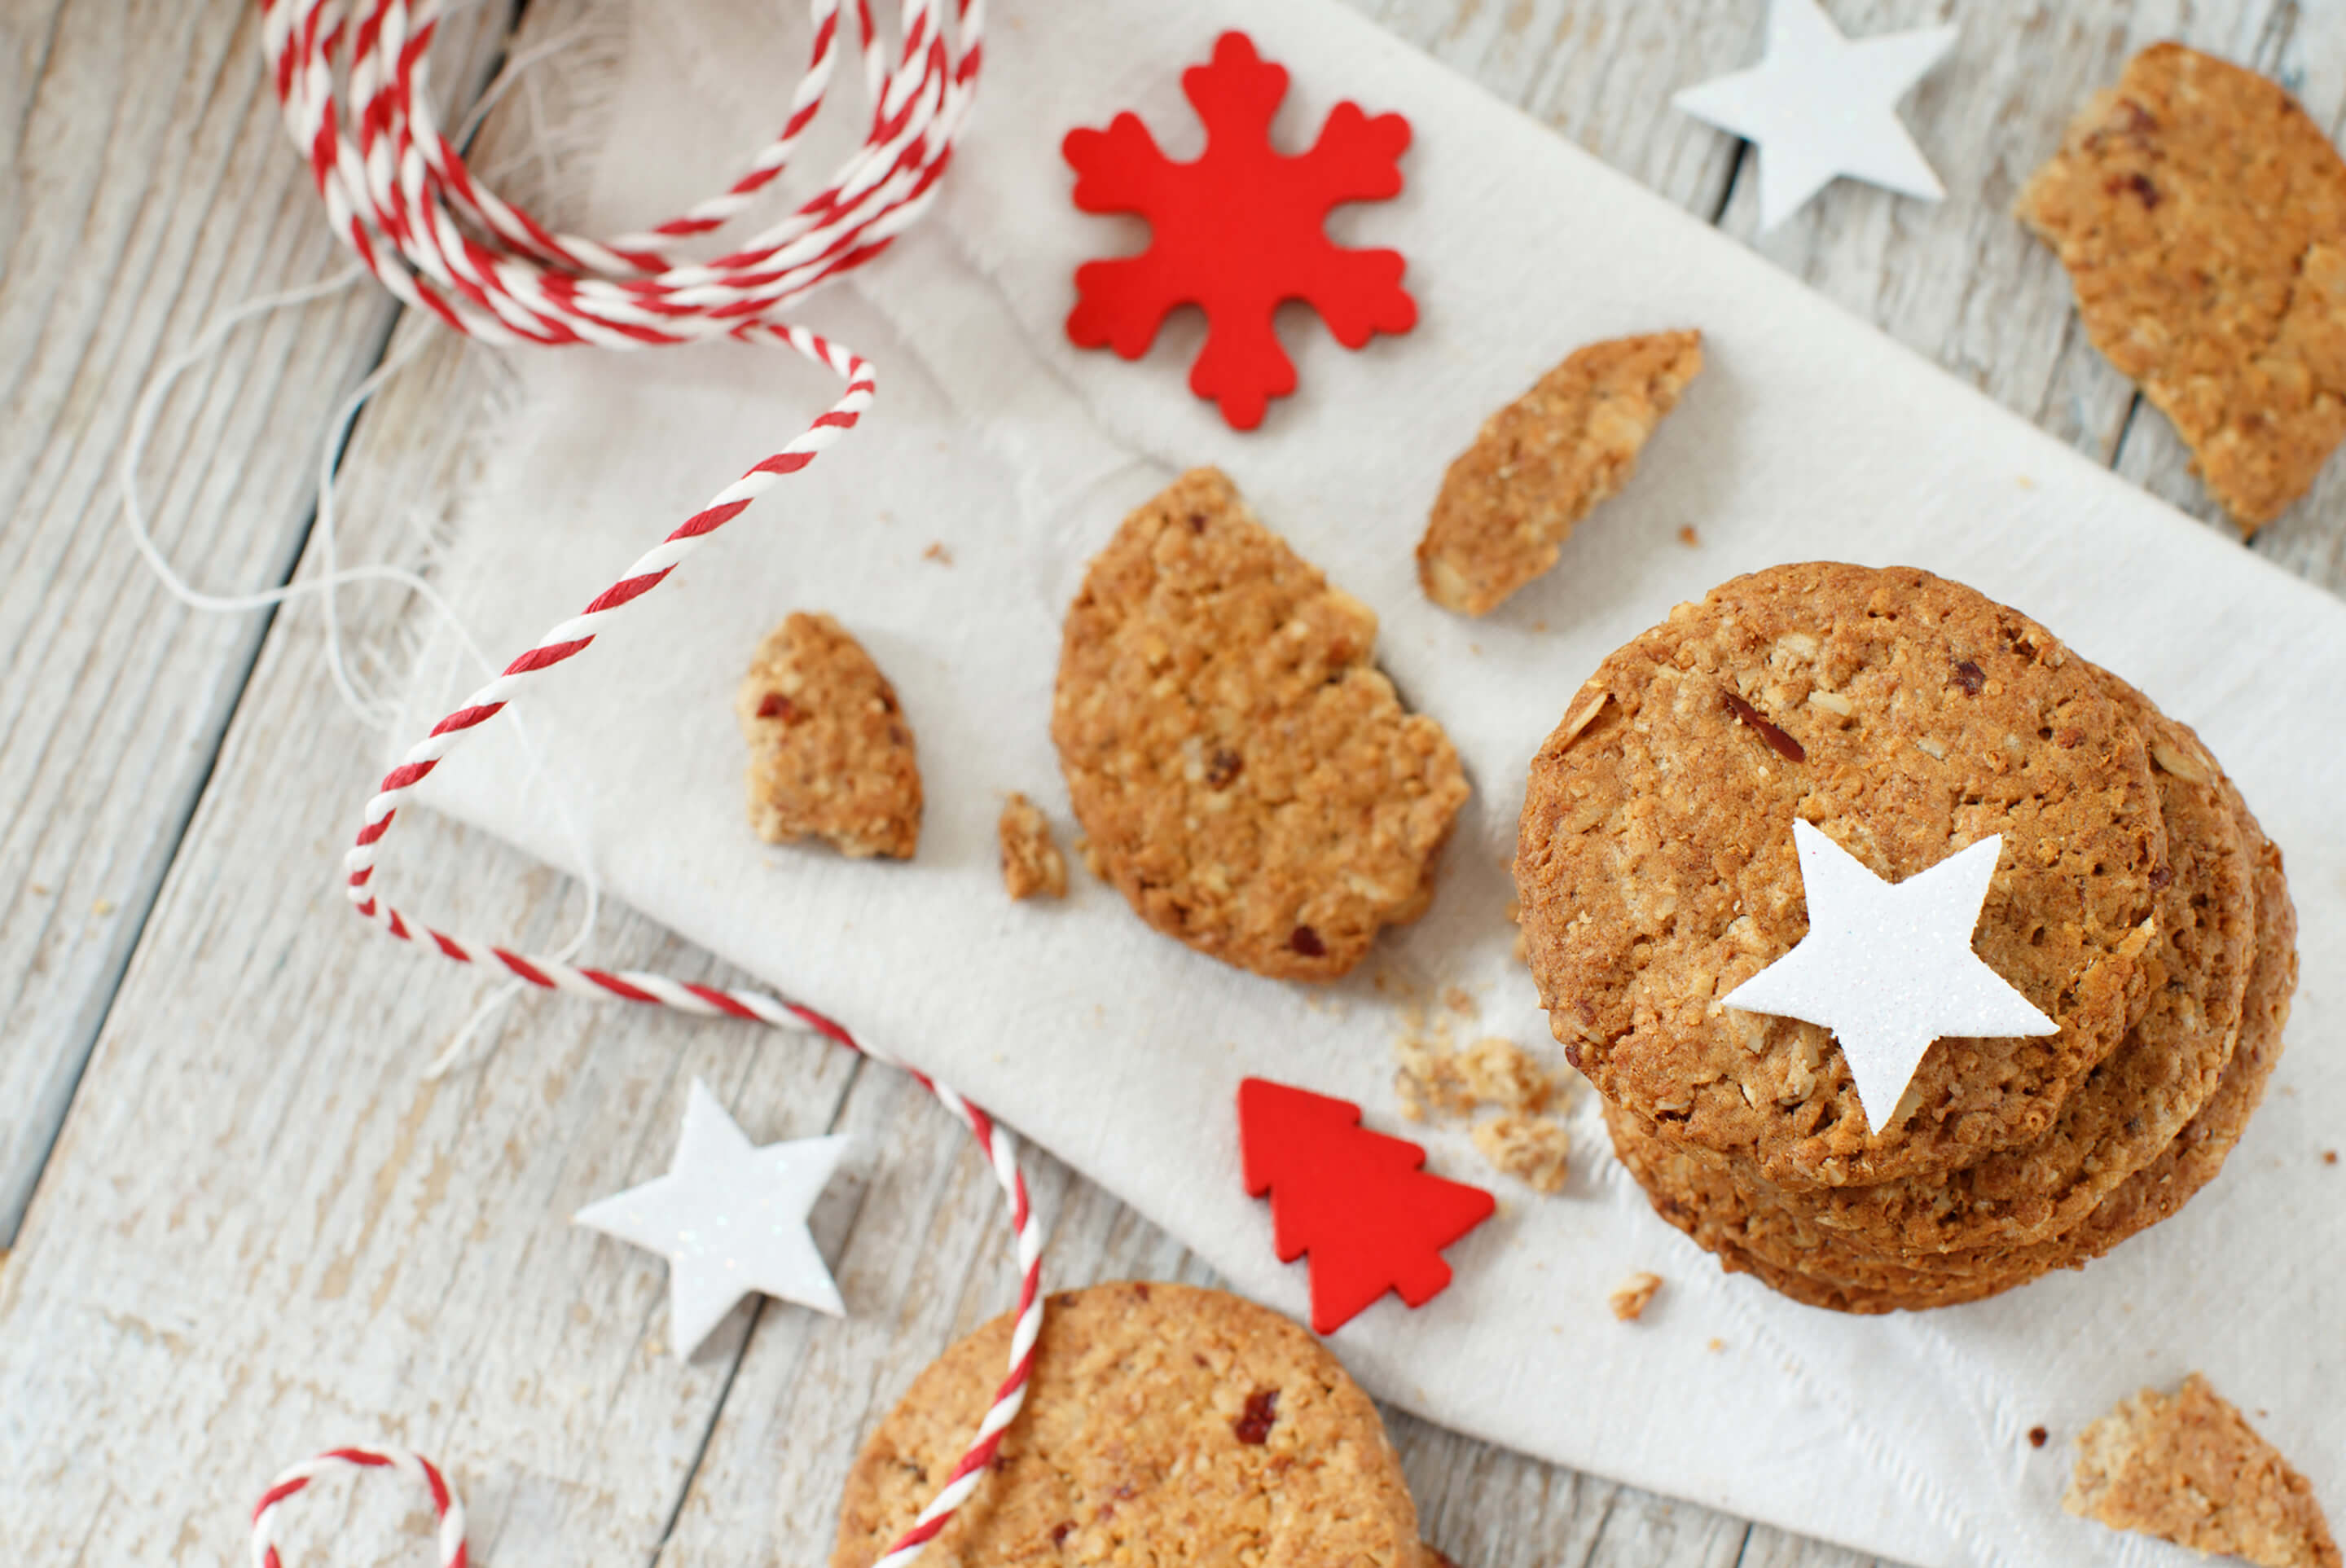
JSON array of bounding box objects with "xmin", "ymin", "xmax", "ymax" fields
[
  {"xmin": 737, "ymin": 613, "xmax": 921, "ymax": 859},
  {"xmin": 1418, "ymin": 331, "xmax": 1704, "ymax": 616},
  {"xmin": 1605, "ymin": 776, "xmax": 2295, "ymax": 1311},
  {"xmin": 1054, "ymin": 468, "xmax": 1469, "ymax": 982},
  {"xmin": 1659, "ymin": 677, "xmax": 2252, "ymax": 1256},
  {"xmin": 832, "ymin": 1282, "xmax": 1441, "ymax": 1568},
  {"xmin": 2019, "ymin": 43, "xmax": 2346, "ymax": 531},
  {"xmin": 2067, "ymin": 1374, "xmax": 2339, "ymax": 1568},
  {"xmin": 2058, "ymin": 778, "xmax": 2295, "ymax": 1256},
  {"xmin": 1516, "ymin": 564, "xmax": 2164, "ymax": 1188}
]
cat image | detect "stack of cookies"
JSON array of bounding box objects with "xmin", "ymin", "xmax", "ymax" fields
[{"xmin": 1513, "ymin": 564, "xmax": 2299, "ymax": 1312}]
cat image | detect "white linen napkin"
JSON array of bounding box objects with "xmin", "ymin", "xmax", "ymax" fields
[{"xmin": 401, "ymin": 2, "xmax": 2346, "ymax": 1562}]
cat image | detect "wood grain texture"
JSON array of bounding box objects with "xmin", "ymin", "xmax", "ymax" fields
[
  {"xmin": 1727, "ymin": 1, "xmax": 2265, "ymax": 458},
  {"xmin": 1359, "ymin": 0, "xmax": 1754, "ymax": 217},
  {"xmin": 6, "ymin": 2, "xmax": 2344, "ymax": 1567},
  {"xmin": 0, "ymin": 0, "xmax": 515, "ymax": 1244}
]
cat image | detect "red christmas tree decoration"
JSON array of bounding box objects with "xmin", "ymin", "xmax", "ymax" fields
[
  {"xmin": 1237, "ymin": 1077, "xmax": 1495, "ymax": 1334},
  {"xmin": 1062, "ymin": 31, "xmax": 1418, "ymax": 431}
]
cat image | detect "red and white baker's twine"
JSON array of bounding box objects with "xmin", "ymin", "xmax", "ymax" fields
[
  {"xmin": 254, "ymin": 0, "xmax": 1043, "ymax": 1560},
  {"xmin": 251, "ymin": 1448, "xmax": 465, "ymax": 1568}
]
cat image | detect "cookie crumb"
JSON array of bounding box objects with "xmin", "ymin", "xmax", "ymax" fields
[
  {"xmin": 1393, "ymin": 1007, "xmax": 1471, "ymax": 1121},
  {"xmin": 1442, "ymin": 986, "xmax": 1475, "ymax": 1017},
  {"xmin": 1706, "ymin": 1337, "xmax": 1725, "ymax": 1353},
  {"xmin": 1418, "ymin": 332, "xmax": 1704, "ymax": 615},
  {"xmin": 1676, "ymin": 525, "xmax": 1700, "ymax": 548},
  {"xmin": 1456, "ymin": 1037, "xmax": 1557, "ymax": 1113},
  {"xmin": 2067, "ymin": 1373, "xmax": 2338, "ymax": 1568},
  {"xmin": 1396, "ymin": 1026, "xmax": 1561, "ymax": 1116},
  {"xmin": 1609, "ymin": 1271, "xmax": 1663, "ymax": 1321},
  {"xmin": 736, "ymin": 613, "xmax": 922, "ymax": 859},
  {"xmin": 1472, "ymin": 1112, "xmax": 1571, "ymax": 1194},
  {"xmin": 922, "ymin": 541, "xmax": 953, "ymax": 564},
  {"xmin": 999, "ymin": 793, "xmax": 1068, "ymax": 900},
  {"xmin": 2029, "ymin": 1425, "xmax": 2050, "ymax": 1449},
  {"xmin": 2324, "ymin": 1150, "xmax": 2338, "ymax": 1166}
]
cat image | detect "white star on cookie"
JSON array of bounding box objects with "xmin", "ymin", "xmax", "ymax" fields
[
  {"xmin": 1722, "ymin": 822, "xmax": 2055, "ymax": 1131},
  {"xmin": 1673, "ymin": 0, "xmax": 1957, "ymax": 231},
  {"xmin": 574, "ymin": 1079, "xmax": 850, "ymax": 1358}
]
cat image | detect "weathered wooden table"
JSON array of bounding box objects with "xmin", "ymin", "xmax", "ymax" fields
[{"xmin": 5, "ymin": 2, "xmax": 2341, "ymax": 1563}]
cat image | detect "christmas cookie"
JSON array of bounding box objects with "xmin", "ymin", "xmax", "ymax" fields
[
  {"xmin": 831, "ymin": 1282, "xmax": 1442, "ymax": 1568},
  {"xmin": 737, "ymin": 613, "xmax": 922, "ymax": 859},
  {"xmin": 998, "ymin": 793, "xmax": 1068, "ymax": 900},
  {"xmin": 1418, "ymin": 331, "xmax": 1702, "ymax": 616},
  {"xmin": 1605, "ymin": 768, "xmax": 2296, "ymax": 1311},
  {"xmin": 2067, "ymin": 1374, "xmax": 2339, "ymax": 1568},
  {"xmin": 1515, "ymin": 563, "xmax": 2164, "ymax": 1190},
  {"xmin": 2020, "ymin": 43, "xmax": 2346, "ymax": 532},
  {"xmin": 2058, "ymin": 782, "xmax": 2296, "ymax": 1257},
  {"xmin": 1663, "ymin": 678, "xmax": 2253, "ymax": 1257},
  {"xmin": 1054, "ymin": 468, "xmax": 1469, "ymax": 981}
]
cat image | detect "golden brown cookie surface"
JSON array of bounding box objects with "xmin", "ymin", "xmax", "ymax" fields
[
  {"xmin": 1667, "ymin": 678, "xmax": 2252, "ymax": 1256},
  {"xmin": 2067, "ymin": 1373, "xmax": 2339, "ymax": 1568},
  {"xmin": 832, "ymin": 1283, "xmax": 1436, "ymax": 1568},
  {"xmin": 1054, "ymin": 469, "xmax": 1469, "ymax": 982},
  {"xmin": 1602, "ymin": 764, "xmax": 2296, "ymax": 1313},
  {"xmin": 736, "ymin": 612, "xmax": 922, "ymax": 859},
  {"xmin": 1418, "ymin": 331, "xmax": 1703, "ymax": 616},
  {"xmin": 1516, "ymin": 564, "xmax": 2164, "ymax": 1189},
  {"xmin": 2058, "ymin": 776, "xmax": 2296, "ymax": 1257},
  {"xmin": 2019, "ymin": 43, "xmax": 2346, "ymax": 531}
]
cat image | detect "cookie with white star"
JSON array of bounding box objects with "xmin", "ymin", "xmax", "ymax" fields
[
  {"xmin": 1602, "ymin": 691, "xmax": 2296, "ymax": 1313},
  {"xmin": 1513, "ymin": 563, "xmax": 2166, "ymax": 1191},
  {"xmin": 1733, "ymin": 675, "xmax": 2254, "ymax": 1251}
]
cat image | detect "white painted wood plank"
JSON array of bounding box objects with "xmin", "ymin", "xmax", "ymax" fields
[
  {"xmin": 0, "ymin": 0, "xmax": 516, "ymax": 1243},
  {"xmin": 1356, "ymin": 0, "xmax": 1753, "ymax": 217},
  {"xmin": 12, "ymin": 4, "xmax": 2345, "ymax": 1568},
  {"xmin": 0, "ymin": 331, "xmax": 871, "ymax": 1562}
]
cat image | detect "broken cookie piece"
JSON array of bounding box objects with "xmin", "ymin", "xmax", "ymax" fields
[
  {"xmin": 2020, "ymin": 45, "xmax": 2346, "ymax": 532},
  {"xmin": 1418, "ymin": 331, "xmax": 1702, "ymax": 616},
  {"xmin": 1053, "ymin": 468, "xmax": 1469, "ymax": 982},
  {"xmin": 999, "ymin": 793, "xmax": 1068, "ymax": 900},
  {"xmin": 1609, "ymin": 1271, "xmax": 1663, "ymax": 1322},
  {"xmin": 736, "ymin": 613, "xmax": 922, "ymax": 859},
  {"xmin": 2067, "ymin": 1373, "xmax": 2338, "ymax": 1568}
]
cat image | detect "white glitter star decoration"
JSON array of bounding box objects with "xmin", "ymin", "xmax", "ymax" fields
[
  {"xmin": 1721, "ymin": 821, "xmax": 2056, "ymax": 1132},
  {"xmin": 574, "ymin": 1078, "xmax": 850, "ymax": 1359},
  {"xmin": 1673, "ymin": 0, "xmax": 1957, "ymax": 231}
]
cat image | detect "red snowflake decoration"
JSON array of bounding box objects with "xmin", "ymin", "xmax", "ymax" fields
[
  {"xmin": 1237, "ymin": 1077, "xmax": 1494, "ymax": 1333},
  {"xmin": 1063, "ymin": 31, "xmax": 1417, "ymax": 431}
]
